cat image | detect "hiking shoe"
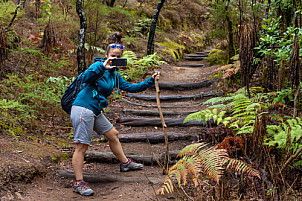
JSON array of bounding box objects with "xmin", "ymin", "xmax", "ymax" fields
[
  {"xmin": 120, "ymin": 159, "xmax": 143, "ymax": 172},
  {"xmin": 73, "ymin": 180, "xmax": 94, "ymax": 196}
]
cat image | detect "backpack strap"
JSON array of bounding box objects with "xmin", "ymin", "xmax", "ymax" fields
[{"xmin": 94, "ymin": 77, "xmax": 103, "ymax": 112}]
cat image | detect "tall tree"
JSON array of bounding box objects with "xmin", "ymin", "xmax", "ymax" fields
[
  {"xmin": 76, "ymin": 0, "xmax": 87, "ymax": 74},
  {"xmin": 147, "ymin": 0, "xmax": 165, "ymax": 55},
  {"xmin": 103, "ymin": 0, "xmax": 115, "ymax": 7},
  {"xmin": 0, "ymin": 28, "xmax": 7, "ymax": 67},
  {"xmin": 224, "ymin": 0, "xmax": 235, "ymax": 59}
]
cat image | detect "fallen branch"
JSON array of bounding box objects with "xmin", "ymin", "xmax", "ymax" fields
[{"xmin": 58, "ymin": 170, "xmax": 163, "ymax": 184}]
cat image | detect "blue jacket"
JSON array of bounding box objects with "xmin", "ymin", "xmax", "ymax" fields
[{"xmin": 73, "ymin": 57, "xmax": 155, "ymax": 115}]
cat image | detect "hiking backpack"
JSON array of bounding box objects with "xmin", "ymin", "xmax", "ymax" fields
[
  {"xmin": 61, "ymin": 71, "xmax": 105, "ymax": 114},
  {"xmin": 61, "ymin": 74, "xmax": 85, "ymax": 114}
]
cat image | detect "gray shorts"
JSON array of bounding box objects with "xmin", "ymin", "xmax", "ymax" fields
[{"xmin": 70, "ymin": 105, "xmax": 113, "ymax": 145}]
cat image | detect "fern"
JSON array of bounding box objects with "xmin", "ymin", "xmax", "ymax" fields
[
  {"xmin": 202, "ymin": 96, "xmax": 234, "ymax": 106},
  {"xmin": 157, "ymin": 142, "xmax": 260, "ymax": 195},
  {"xmin": 265, "ymin": 117, "xmax": 302, "ymax": 152},
  {"xmin": 122, "ymin": 50, "xmax": 137, "ymax": 67},
  {"xmin": 119, "ymin": 51, "xmax": 166, "ymax": 81},
  {"xmin": 184, "ymin": 109, "xmax": 229, "ymax": 126}
]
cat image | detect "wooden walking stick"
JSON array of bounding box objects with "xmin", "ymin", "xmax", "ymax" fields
[{"xmin": 155, "ymin": 77, "xmax": 169, "ymax": 174}]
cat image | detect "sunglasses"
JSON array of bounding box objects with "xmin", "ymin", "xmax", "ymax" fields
[{"xmin": 109, "ymin": 44, "xmax": 124, "ymax": 50}]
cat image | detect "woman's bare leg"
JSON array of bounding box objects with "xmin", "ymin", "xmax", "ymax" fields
[
  {"xmin": 72, "ymin": 143, "xmax": 89, "ymax": 181},
  {"xmin": 103, "ymin": 127, "xmax": 128, "ymax": 163}
]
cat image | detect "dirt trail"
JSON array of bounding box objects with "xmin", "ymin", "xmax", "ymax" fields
[{"xmin": 16, "ymin": 51, "xmax": 220, "ymax": 201}]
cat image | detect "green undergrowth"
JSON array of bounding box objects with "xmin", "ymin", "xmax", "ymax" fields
[
  {"xmin": 205, "ymin": 49, "xmax": 228, "ymax": 65},
  {"xmin": 120, "ymin": 51, "xmax": 166, "ymax": 81},
  {"xmin": 158, "ymin": 38, "xmax": 186, "ymax": 62},
  {"xmin": 185, "ymin": 86, "xmax": 302, "ymax": 167}
]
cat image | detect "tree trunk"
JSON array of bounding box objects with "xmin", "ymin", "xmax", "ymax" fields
[
  {"xmin": 76, "ymin": 0, "xmax": 87, "ymax": 74},
  {"xmin": 4, "ymin": 0, "xmax": 26, "ymax": 31},
  {"xmin": 40, "ymin": 21, "xmax": 56, "ymax": 55},
  {"xmin": 147, "ymin": 0, "xmax": 165, "ymax": 55},
  {"xmin": 0, "ymin": 29, "xmax": 7, "ymax": 67},
  {"xmin": 225, "ymin": 0, "xmax": 235, "ymax": 59},
  {"xmin": 123, "ymin": 0, "xmax": 128, "ymax": 8},
  {"xmin": 110, "ymin": 0, "xmax": 116, "ymax": 7}
]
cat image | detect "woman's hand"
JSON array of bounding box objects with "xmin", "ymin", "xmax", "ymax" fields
[
  {"xmin": 152, "ymin": 72, "xmax": 160, "ymax": 81},
  {"xmin": 103, "ymin": 57, "xmax": 117, "ymax": 70}
]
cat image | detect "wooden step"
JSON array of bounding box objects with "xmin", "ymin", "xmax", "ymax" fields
[
  {"xmin": 185, "ymin": 54, "xmax": 207, "ymax": 58},
  {"xmin": 195, "ymin": 51, "xmax": 210, "ymax": 56},
  {"xmin": 155, "ymin": 80, "xmax": 211, "ymax": 90},
  {"xmin": 121, "ymin": 99, "xmax": 203, "ymax": 108},
  {"xmin": 59, "ymin": 170, "xmax": 163, "ymax": 184},
  {"xmin": 83, "ymin": 150, "xmax": 181, "ymax": 165},
  {"xmin": 126, "ymin": 91, "xmax": 223, "ymax": 101},
  {"xmin": 183, "ymin": 56, "xmax": 205, "ymax": 61},
  {"xmin": 122, "ymin": 109, "xmax": 198, "ymax": 116},
  {"xmin": 117, "ymin": 117, "xmax": 215, "ymax": 127},
  {"xmin": 100, "ymin": 132, "xmax": 197, "ymax": 143},
  {"xmin": 178, "ymin": 63, "xmax": 205, "ymax": 67}
]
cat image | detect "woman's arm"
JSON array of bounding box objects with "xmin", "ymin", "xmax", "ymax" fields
[
  {"xmin": 117, "ymin": 72, "xmax": 160, "ymax": 93},
  {"xmin": 81, "ymin": 57, "xmax": 118, "ymax": 84},
  {"xmin": 81, "ymin": 62, "xmax": 106, "ymax": 84}
]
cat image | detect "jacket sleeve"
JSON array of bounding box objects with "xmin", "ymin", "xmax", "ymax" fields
[
  {"xmin": 81, "ymin": 62, "xmax": 106, "ymax": 84},
  {"xmin": 117, "ymin": 73, "xmax": 155, "ymax": 93}
]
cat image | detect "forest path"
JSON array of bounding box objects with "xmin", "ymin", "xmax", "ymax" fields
[{"xmin": 20, "ymin": 50, "xmax": 222, "ymax": 201}]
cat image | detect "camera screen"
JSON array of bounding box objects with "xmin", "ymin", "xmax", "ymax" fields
[{"xmin": 112, "ymin": 58, "xmax": 127, "ymax": 66}]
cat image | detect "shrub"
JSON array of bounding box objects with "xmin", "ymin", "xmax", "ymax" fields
[{"xmin": 206, "ymin": 49, "xmax": 228, "ymax": 65}]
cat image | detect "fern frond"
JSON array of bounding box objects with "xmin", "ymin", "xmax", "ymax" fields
[
  {"xmin": 184, "ymin": 109, "xmax": 228, "ymax": 126},
  {"xmin": 208, "ymin": 104, "xmax": 228, "ymax": 110},
  {"xmin": 198, "ymin": 148, "xmax": 228, "ymax": 182},
  {"xmin": 265, "ymin": 117, "xmax": 302, "ymax": 151},
  {"xmin": 157, "ymin": 142, "xmax": 261, "ymax": 195},
  {"xmin": 202, "ymin": 96, "xmax": 234, "ymax": 106},
  {"xmin": 178, "ymin": 142, "xmax": 209, "ymax": 157},
  {"xmin": 157, "ymin": 156, "xmax": 199, "ymax": 195},
  {"xmin": 225, "ymin": 158, "xmax": 260, "ymax": 179}
]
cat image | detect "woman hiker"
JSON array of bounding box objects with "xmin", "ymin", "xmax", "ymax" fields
[{"xmin": 71, "ymin": 32, "xmax": 160, "ymax": 196}]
